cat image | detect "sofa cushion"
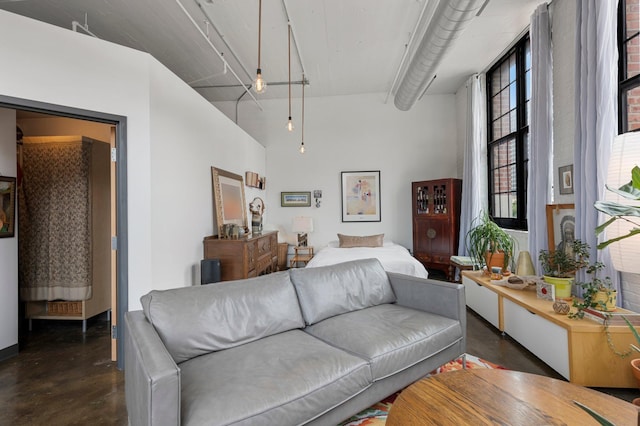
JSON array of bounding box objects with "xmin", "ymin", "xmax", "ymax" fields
[
  {"xmin": 179, "ymin": 330, "xmax": 372, "ymax": 426},
  {"xmin": 140, "ymin": 271, "xmax": 305, "ymax": 363},
  {"xmin": 304, "ymin": 304, "xmax": 463, "ymax": 381},
  {"xmin": 289, "ymin": 258, "xmax": 396, "ymax": 325}
]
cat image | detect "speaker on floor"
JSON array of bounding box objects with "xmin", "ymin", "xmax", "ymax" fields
[{"xmin": 201, "ymin": 258, "xmax": 221, "ymax": 284}]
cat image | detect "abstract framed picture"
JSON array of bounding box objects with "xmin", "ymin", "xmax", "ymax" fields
[
  {"xmin": 341, "ymin": 170, "xmax": 381, "ymax": 222},
  {"xmin": 0, "ymin": 176, "xmax": 16, "ymax": 238},
  {"xmin": 558, "ymin": 164, "xmax": 574, "ymax": 195},
  {"xmin": 281, "ymin": 192, "xmax": 311, "ymax": 207},
  {"xmin": 546, "ymin": 203, "xmax": 575, "ymax": 253}
]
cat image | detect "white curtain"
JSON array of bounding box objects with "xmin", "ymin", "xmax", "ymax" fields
[
  {"xmin": 528, "ymin": 3, "xmax": 553, "ymax": 273},
  {"xmin": 458, "ymin": 74, "xmax": 488, "ymax": 259},
  {"xmin": 574, "ymin": 0, "xmax": 620, "ymax": 300}
]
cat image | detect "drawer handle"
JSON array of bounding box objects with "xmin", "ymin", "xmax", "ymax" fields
[{"xmin": 527, "ymin": 310, "xmax": 537, "ymax": 315}]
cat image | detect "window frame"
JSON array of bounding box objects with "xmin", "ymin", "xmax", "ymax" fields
[
  {"xmin": 485, "ymin": 34, "xmax": 530, "ymax": 231},
  {"xmin": 618, "ymin": 0, "xmax": 640, "ymax": 133}
]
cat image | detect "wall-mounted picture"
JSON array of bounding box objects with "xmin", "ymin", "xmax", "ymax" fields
[
  {"xmin": 211, "ymin": 167, "xmax": 247, "ymax": 235},
  {"xmin": 0, "ymin": 176, "xmax": 16, "ymax": 238},
  {"xmin": 341, "ymin": 170, "xmax": 381, "ymax": 222},
  {"xmin": 281, "ymin": 192, "xmax": 311, "ymax": 207},
  {"xmin": 546, "ymin": 204, "xmax": 575, "ymax": 253},
  {"xmin": 558, "ymin": 164, "xmax": 574, "ymax": 195}
]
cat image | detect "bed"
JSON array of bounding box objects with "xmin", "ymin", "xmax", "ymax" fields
[{"xmin": 305, "ymin": 238, "xmax": 429, "ymax": 278}]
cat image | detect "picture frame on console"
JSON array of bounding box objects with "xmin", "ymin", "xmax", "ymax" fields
[
  {"xmin": 211, "ymin": 167, "xmax": 247, "ymax": 236},
  {"xmin": 341, "ymin": 170, "xmax": 381, "ymax": 222},
  {"xmin": 546, "ymin": 203, "xmax": 575, "ymax": 252}
]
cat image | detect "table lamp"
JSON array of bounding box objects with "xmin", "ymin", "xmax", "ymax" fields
[{"xmin": 292, "ymin": 216, "xmax": 313, "ymax": 247}]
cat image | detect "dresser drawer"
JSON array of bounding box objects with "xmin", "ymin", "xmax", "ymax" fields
[{"xmin": 462, "ymin": 275, "xmax": 499, "ymax": 329}]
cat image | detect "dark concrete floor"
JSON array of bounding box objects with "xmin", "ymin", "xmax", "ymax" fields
[{"xmin": 0, "ymin": 307, "xmax": 638, "ymax": 425}]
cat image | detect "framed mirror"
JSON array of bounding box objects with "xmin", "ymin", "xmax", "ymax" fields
[{"xmin": 211, "ymin": 167, "xmax": 247, "ymax": 235}]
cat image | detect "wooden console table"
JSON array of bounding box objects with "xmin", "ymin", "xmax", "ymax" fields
[
  {"xmin": 462, "ymin": 270, "xmax": 640, "ymax": 388},
  {"xmin": 387, "ymin": 369, "xmax": 639, "ymax": 425},
  {"xmin": 203, "ymin": 231, "xmax": 278, "ymax": 281}
]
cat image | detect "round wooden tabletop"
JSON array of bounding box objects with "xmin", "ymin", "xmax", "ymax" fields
[{"xmin": 386, "ymin": 369, "xmax": 639, "ymax": 425}]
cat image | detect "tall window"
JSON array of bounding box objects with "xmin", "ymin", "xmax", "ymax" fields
[
  {"xmin": 486, "ymin": 35, "xmax": 531, "ymax": 230},
  {"xmin": 619, "ymin": 0, "xmax": 640, "ymax": 132}
]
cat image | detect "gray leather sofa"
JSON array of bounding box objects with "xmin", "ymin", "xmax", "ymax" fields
[{"xmin": 124, "ymin": 258, "xmax": 466, "ymax": 426}]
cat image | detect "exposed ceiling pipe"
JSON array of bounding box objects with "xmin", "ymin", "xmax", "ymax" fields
[
  {"xmin": 174, "ymin": 0, "xmax": 263, "ymax": 110},
  {"xmin": 72, "ymin": 13, "xmax": 98, "ymax": 38},
  {"xmin": 281, "ymin": 0, "xmax": 307, "ymax": 78},
  {"xmin": 195, "ymin": 0, "xmax": 254, "ymax": 81},
  {"xmin": 394, "ymin": 0, "xmax": 484, "ymax": 111},
  {"xmin": 384, "ymin": 0, "xmax": 433, "ymax": 104}
]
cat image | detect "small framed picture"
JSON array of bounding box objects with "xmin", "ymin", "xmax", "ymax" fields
[
  {"xmin": 558, "ymin": 164, "xmax": 573, "ymax": 195},
  {"xmin": 537, "ymin": 281, "xmax": 555, "ymax": 301},
  {"xmin": 341, "ymin": 170, "xmax": 381, "ymax": 222},
  {"xmin": 281, "ymin": 192, "xmax": 311, "ymax": 207}
]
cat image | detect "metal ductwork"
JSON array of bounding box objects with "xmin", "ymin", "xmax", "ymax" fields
[{"xmin": 394, "ymin": 0, "xmax": 485, "ymax": 111}]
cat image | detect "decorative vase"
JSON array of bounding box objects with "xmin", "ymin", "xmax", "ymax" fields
[
  {"xmin": 593, "ymin": 290, "xmax": 617, "ymax": 311},
  {"xmin": 553, "ymin": 299, "xmax": 571, "ymax": 315},
  {"xmin": 515, "ymin": 251, "xmax": 536, "ymax": 276},
  {"xmin": 543, "ymin": 275, "xmax": 574, "ymax": 300}
]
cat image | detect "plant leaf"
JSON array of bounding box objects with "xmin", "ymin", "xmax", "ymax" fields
[
  {"xmin": 572, "ymin": 400, "xmax": 616, "ymax": 426},
  {"xmin": 595, "ymin": 216, "xmax": 617, "ymax": 236},
  {"xmin": 594, "ymin": 201, "xmax": 640, "ymax": 217},
  {"xmin": 623, "ymin": 316, "xmax": 640, "ymax": 348},
  {"xmin": 597, "ymin": 227, "xmax": 640, "ymax": 249},
  {"xmin": 632, "ymin": 165, "xmax": 640, "ymax": 190},
  {"xmin": 605, "ymin": 182, "xmax": 640, "ymax": 200}
]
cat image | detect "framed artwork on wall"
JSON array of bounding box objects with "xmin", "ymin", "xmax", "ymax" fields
[
  {"xmin": 341, "ymin": 170, "xmax": 381, "ymax": 222},
  {"xmin": 281, "ymin": 192, "xmax": 311, "ymax": 207},
  {"xmin": 558, "ymin": 164, "xmax": 574, "ymax": 195},
  {"xmin": 211, "ymin": 167, "xmax": 247, "ymax": 235},
  {"xmin": 546, "ymin": 204, "xmax": 575, "ymax": 253},
  {"xmin": 0, "ymin": 176, "xmax": 16, "ymax": 238}
]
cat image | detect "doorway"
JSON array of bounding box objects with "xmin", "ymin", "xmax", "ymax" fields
[{"xmin": 1, "ymin": 95, "xmax": 128, "ymax": 368}]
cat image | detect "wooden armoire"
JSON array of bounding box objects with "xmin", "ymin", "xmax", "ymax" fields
[{"xmin": 412, "ymin": 178, "xmax": 462, "ymax": 280}]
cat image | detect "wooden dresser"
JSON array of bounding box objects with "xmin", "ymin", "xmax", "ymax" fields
[
  {"xmin": 412, "ymin": 178, "xmax": 462, "ymax": 280},
  {"xmin": 203, "ymin": 231, "xmax": 278, "ymax": 281}
]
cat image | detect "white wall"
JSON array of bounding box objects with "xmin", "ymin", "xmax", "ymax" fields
[
  {"xmin": 0, "ymin": 10, "xmax": 266, "ymax": 325},
  {"xmin": 217, "ymin": 93, "xmax": 459, "ymax": 250},
  {"xmin": 0, "ymin": 108, "xmax": 18, "ymax": 354}
]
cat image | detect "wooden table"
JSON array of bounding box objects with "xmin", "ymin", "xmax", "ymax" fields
[
  {"xmin": 387, "ymin": 369, "xmax": 640, "ymax": 425},
  {"xmin": 290, "ymin": 246, "xmax": 314, "ymax": 268}
]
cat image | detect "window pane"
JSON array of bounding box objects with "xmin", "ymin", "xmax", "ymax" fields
[
  {"xmin": 509, "ymin": 193, "xmax": 518, "ymax": 218},
  {"xmin": 509, "ymin": 56, "xmax": 516, "ymax": 83},
  {"xmin": 501, "ymin": 88, "xmax": 510, "ymax": 115},
  {"xmin": 492, "ymin": 120, "xmax": 502, "ymax": 139},
  {"xmin": 509, "ymin": 82, "xmax": 517, "ymax": 110},
  {"xmin": 491, "ymin": 72, "xmax": 502, "ymax": 96},
  {"xmin": 525, "ymin": 69, "xmax": 531, "ymax": 100},
  {"xmin": 509, "ymin": 110, "xmax": 517, "ymax": 133},
  {"xmin": 501, "ymin": 60, "xmax": 510, "ymax": 89},
  {"xmin": 626, "ymin": 85, "xmax": 640, "ymax": 131},
  {"xmin": 508, "ymin": 139, "xmax": 516, "ymax": 164},
  {"xmin": 523, "ymin": 132, "xmax": 530, "ymax": 162},
  {"xmin": 525, "ymin": 39, "xmax": 531, "ymax": 70},
  {"xmin": 491, "ymin": 94, "xmax": 501, "ymax": 120},
  {"xmin": 525, "ymin": 100, "xmax": 530, "ymax": 126},
  {"xmin": 627, "ymin": 34, "xmax": 640, "ymax": 79}
]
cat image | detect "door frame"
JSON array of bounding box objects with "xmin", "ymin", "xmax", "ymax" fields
[{"xmin": 0, "ymin": 94, "xmax": 129, "ymax": 369}]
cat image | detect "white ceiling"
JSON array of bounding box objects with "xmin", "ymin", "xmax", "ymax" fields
[{"xmin": 0, "ymin": 0, "xmax": 541, "ymax": 106}]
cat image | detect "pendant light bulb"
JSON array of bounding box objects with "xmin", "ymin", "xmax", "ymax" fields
[
  {"xmin": 254, "ymin": 69, "xmax": 266, "ymax": 94},
  {"xmin": 287, "ymin": 117, "xmax": 294, "ymax": 132},
  {"xmin": 299, "ymin": 142, "xmax": 305, "ymax": 154}
]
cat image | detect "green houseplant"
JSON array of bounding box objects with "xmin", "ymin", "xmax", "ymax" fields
[
  {"xmin": 569, "ymin": 262, "xmax": 615, "ymax": 319},
  {"xmin": 465, "ymin": 211, "xmax": 516, "ymax": 271},
  {"xmin": 538, "ymin": 239, "xmax": 590, "ymax": 299},
  {"xmin": 594, "ymin": 165, "xmax": 640, "ymax": 248}
]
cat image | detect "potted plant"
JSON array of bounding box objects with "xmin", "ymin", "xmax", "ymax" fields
[
  {"xmin": 594, "ymin": 165, "xmax": 640, "ymax": 248},
  {"xmin": 538, "ymin": 239, "xmax": 590, "ymax": 300},
  {"xmin": 465, "ymin": 211, "xmax": 516, "ymax": 272},
  {"xmin": 568, "ymin": 262, "xmax": 615, "ymax": 319}
]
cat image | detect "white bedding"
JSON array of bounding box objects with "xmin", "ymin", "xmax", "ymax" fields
[{"xmin": 305, "ymin": 242, "xmax": 429, "ymax": 278}]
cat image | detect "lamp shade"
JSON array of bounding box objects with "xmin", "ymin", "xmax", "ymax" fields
[
  {"xmin": 604, "ymin": 132, "xmax": 640, "ymax": 273},
  {"xmin": 291, "ymin": 216, "xmax": 313, "ymax": 233}
]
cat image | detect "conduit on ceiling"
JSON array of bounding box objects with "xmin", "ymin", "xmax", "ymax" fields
[{"xmin": 394, "ymin": 0, "xmax": 485, "ymax": 111}]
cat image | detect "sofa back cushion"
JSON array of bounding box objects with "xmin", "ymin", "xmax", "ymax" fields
[
  {"xmin": 290, "ymin": 258, "xmax": 396, "ymax": 325},
  {"xmin": 140, "ymin": 271, "xmax": 305, "ymax": 363}
]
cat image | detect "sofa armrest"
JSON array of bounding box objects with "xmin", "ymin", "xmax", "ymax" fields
[
  {"xmin": 387, "ymin": 272, "xmax": 466, "ymax": 344},
  {"xmin": 125, "ymin": 311, "xmax": 181, "ymax": 426}
]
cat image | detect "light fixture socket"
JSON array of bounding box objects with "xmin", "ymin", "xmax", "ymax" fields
[{"xmin": 287, "ymin": 117, "xmax": 294, "ymax": 132}]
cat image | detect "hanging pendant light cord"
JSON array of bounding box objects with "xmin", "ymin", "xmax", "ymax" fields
[
  {"xmin": 257, "ymin": 0, "xmax": 262, "ymax": 69},
  {"xmin": 302, "ymin": 75, "xmax": 305, "ymax": 140},
  {"xmin": 288, "ymin": 24, "xmax": 292, "ymax": 119}
]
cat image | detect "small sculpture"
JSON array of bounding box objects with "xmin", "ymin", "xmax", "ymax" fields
[{"xmin": 249, "ymin": 197, "xmax": 265, "ymax": 234}]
